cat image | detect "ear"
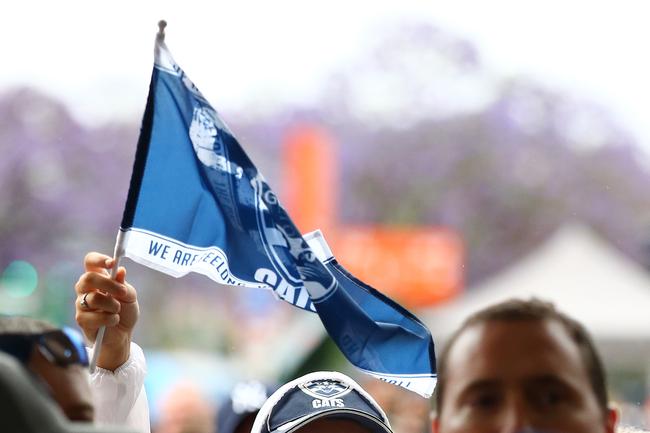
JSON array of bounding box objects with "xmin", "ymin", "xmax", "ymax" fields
[{"xmin": 604, "ymin": 405, "xmax": 618, "ymax": 433}]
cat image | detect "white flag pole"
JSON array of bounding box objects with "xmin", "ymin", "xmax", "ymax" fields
[
  {"xmin": 88, "ymin": 20, "xmax": 166, "ymax": 373},
  {"xmin": 89, "ymin": 229, "xmax": 127, "ymax": 373}
]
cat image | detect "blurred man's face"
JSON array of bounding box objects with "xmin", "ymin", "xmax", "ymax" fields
[
  {"xmin": 27, "ymin": 348, "xmax": 94, "ymax": 421},
  {"xmin": 433, "ymin": 319, "xmax": 617, "ymax": 433}
]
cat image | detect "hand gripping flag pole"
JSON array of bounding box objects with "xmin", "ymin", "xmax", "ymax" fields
[
  {"xmin": 88, "ymin": 230, "xmax": 127, "ymax": 372},
  {"xmin": 99, "ymin": 21, "xmax": 437, "ymax": 396}
]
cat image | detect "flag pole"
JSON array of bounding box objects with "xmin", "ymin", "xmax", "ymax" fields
[
  {"xmin": 88, "ymin": 20, "xmax": 166, "ymax": 373},
  {"xmin": 88, "ymin": 231, "xmax": 127, "ymax": 373}
]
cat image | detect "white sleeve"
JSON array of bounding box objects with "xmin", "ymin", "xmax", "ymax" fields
[{"xmin": 88, "ymin": 342, "xmax": 151, "ymax": 433}]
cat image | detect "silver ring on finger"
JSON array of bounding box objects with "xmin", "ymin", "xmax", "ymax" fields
[{"xmin": 80, "ymin": 292, "xmax": 90, "ymax": 310}]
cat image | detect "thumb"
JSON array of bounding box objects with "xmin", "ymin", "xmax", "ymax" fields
[{"xmin": 114, "ymin": 266, "xmax": 127, "ymax": 284}]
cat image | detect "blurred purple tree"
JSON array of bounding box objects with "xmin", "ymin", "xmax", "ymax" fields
[
  {"xmin": 0, "ymin": 88, "xmax": 136, "ymax": 268},
  {"xmin": 232, "ymin": 21, "xmax": 650, "ymax": 284}
]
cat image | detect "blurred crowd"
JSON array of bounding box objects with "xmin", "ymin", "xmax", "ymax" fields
[{"xmin": 2, "ymin": 253, "xmax": 649, "ymax": 432}]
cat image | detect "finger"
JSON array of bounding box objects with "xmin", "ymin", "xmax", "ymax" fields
[
  {"xmin": 84, "ymin": 252, "xmax": 112, "ymax": 275},
  {"xmin": 114, "ymin": 266, "xmax": 126, "ymax": 284},
  {"xmin": 111, "ymin": 267, "xmax": 138, "ymax": 303},
  {"xmin": 116, "ymin": 280, "xmax": 137, "ymax": 303},
  {"xmin": 77, "ymin": 292, "xmax": 121, "ymax": 314},
  {"xmin": 75, "ymin": 272, "xmax": 128, "ymax": 298},
  {"xmin": 75, "ymin": 310, "xmax": 120, "ymax": 332}
]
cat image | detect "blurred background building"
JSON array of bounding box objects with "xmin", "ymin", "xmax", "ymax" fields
[{"xmin": 1, "ymin": 1, "xmax": 650, "ymax": 430}]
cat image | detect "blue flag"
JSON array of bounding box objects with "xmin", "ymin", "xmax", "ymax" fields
[{"xmin": 118, "ymin": 26, "xmax": 436, "ymax": 397}]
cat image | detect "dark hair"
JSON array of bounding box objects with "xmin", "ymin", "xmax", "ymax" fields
[
  {"xmin": 0, "ymin": 317, "xmax": 58, "ymax": 364},
  {"xmin": 0, "ymin": 316, "xmax": 56, "ymax": 335},
  {"xmin": 434, "ymin": 298, "xmax": 608, "ymax": 415}
]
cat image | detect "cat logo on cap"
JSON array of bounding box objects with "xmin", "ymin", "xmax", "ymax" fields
[{"xmin": 299, "ymin": 379, "xmax": 352, "ymax": 400}]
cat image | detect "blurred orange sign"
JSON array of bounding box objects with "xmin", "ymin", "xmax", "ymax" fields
[
  {"xmin": 331, "ymin": 227, "xmax": 462, "ymax": 307},
  {"xmin": 282, "ymin": 125, "xmax": 463, "ymax": 308}
]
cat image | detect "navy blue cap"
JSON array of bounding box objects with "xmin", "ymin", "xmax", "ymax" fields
[{"xmin": 251, "ymin": 372, "xmax": 392, "ymax": 433}]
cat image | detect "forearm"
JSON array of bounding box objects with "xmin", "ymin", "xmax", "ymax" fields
[{"xmin": 96, "ymin": 330, "xmax": 132, "ymax": 371}]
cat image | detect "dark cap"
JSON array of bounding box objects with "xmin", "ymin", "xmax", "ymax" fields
[{"xmin": 251, "ymin": 371, "xmax": 393, "ymax": 433}]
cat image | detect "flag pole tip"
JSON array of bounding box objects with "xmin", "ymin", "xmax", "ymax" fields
[{"xmin": 158, "ymin": 20, "xmax": 167, "ymax": 35}]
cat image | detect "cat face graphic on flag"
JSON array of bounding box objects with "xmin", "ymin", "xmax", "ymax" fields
[
  {"xmin": 188, "ymin": 101, "xmax": 335, "ymax": 302},
  {"xmin": 251, "ymin": 175, "xmax": 336, "ymax": 301},
  {"xmin": 190, "ymin": 106, "xmax": 243, "ymax": 180}
]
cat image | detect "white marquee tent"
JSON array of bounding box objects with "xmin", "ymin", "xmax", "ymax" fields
[{"xmin": 422, "ymin": 223, "xmax": 650, "ymax": 368}]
